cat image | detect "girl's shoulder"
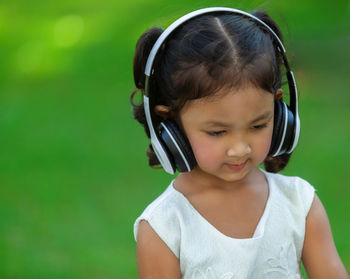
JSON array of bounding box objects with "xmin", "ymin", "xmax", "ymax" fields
[
  {"xmin": 135, "ymin": 181, "xmax": 178, "ymax": 218},
  {"xmin": 134, "ymin": 180, "xmax": 186, "ymax": 258},
  {"xmin": 263, "ymin": 169, "xmax": 316, "ymax": 215}
]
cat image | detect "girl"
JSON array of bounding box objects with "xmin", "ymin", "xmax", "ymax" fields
[{"xmin": 130, "ymin": 7, "xmax": 348, "ymax": 279}]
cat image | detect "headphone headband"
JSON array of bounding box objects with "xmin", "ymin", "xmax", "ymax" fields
[{"xmin": 144, "ymin": 7, "xmax": 286, "ymax": 78}]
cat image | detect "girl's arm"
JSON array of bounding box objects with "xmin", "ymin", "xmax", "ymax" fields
[
  {"xmin": 302, "ymin": 194, "xmax": 349, "ymax": 279},
  {"xmin": 136, "ymin": 220, "xmax": 181, "ymax": 279}
]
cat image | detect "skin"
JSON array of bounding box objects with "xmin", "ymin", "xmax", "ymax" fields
[{"xmin": 136, "ymin": 85, "xmax": 349, "ymax": 279}]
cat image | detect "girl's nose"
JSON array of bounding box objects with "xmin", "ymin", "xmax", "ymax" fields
[{"xmin": 226, "ymin": 141, "xmax": 251, "ymax": 158}]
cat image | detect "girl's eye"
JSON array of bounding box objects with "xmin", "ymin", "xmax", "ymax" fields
[
  {"xmin": 251, "ymin": 123, "xmax": 268, "ymax": 130},
  {"xmin": 206, "ymin": 130, "xmax": 226, "ymax": 136}
]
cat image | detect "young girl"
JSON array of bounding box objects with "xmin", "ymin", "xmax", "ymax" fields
[{"xmin": 130, "ymin": 7, "xmax": 348, "ymax": 279}]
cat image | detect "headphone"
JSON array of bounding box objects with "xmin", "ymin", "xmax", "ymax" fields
[{"xmin": 143, "ymin": 7, "xmax": 300, "ymax": 175}]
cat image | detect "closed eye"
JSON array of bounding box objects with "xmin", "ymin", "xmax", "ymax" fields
[
  {"xmin": 251, "ymin": 123, "xmax": 268, "ymax": 130},
  {"xmin": 206, "ymin": 130, "xmax": 226, "ymax": 136}
]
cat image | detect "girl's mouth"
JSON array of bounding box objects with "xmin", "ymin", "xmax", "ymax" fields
[{"xmin": 226, "ymin": 161, "xmax": 247, "ymax": 171}]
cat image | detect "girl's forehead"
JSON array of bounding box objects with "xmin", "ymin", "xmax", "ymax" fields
[{"xmin": 179, "ymin": 89, "xmax": 274, "ymax": 127}]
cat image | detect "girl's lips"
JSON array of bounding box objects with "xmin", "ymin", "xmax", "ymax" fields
[{"xmin": 226, "ymin": 161, "xmax": 247, "ymax": 171}]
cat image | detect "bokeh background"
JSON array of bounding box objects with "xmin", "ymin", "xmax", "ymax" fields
[{"xmin": 1, "ymin": 0, "xmax": 349, "ymax": 278}]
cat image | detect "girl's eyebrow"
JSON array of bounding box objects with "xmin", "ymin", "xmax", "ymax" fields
[
  {"xmin": 202, "ymin": 121, "xmax": 231, "ymax": 128},
  {"xmin": 201, "ymin": 111, "xmax": 273, "ymax": 127},
  {"xmin": 250, "ymin": 111, "xmax": 273, "ymax": 124}
]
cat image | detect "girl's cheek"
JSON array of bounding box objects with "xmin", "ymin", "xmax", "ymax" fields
[
  {"xmin": 190, "ymin": 137, "xmax": 221, "ymax": 166},
  {"xmin": 260, "ymin": 132, "xmax": 273, "ymax": 157}
]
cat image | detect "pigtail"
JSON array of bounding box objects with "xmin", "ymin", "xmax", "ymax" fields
[
  {"xmin": 133, "ymin": 27, "xmax": 163, "ymax": 90},
  {"xmin": 130, "ymin": 27, "xmax": 163, "ymax": 168},
  {"xmin": 252, "ymin": 10, "xmax": 292, "ymax": 173},
  {"xmin": 263, "ymin": 153, "xmax": 291, "ymax": 173}
]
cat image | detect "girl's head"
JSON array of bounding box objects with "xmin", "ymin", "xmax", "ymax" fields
[{"xmin": 131, "ymin": 9, "xmax": 294, "ymax": 174}]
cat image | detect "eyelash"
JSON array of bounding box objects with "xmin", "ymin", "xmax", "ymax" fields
[
  {"xmin": 251, "ymin": 123, "xmax": 268, "ymax": 130},
  {"xmin": 206, "ymin": 131, "xmax": 226, "ymax": 136},
  {"xmin": 206, "ymin": 123, "xmax": 268, "ymax": 136}
]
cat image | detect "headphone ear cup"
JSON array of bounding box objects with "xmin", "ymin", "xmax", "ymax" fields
[
  {"xmin": 269, "ymin": 100, "xmax": 296, "ymax": 157},
  {"xmin": 269, "ymin": 100, "xmax": 285, "ymax": 157},
  {"xmin": 159, "ymin": 120, "xmax": 197, "ymax": 172}
]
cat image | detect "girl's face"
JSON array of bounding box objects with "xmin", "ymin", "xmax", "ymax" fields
[{"xmin": 178, "ymin": 85, "xmax": 275, "ymax": 184}]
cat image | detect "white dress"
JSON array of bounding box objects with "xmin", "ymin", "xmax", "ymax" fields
[{"xmin": 134, "ymin": 170, "xmax": 315, "ymax": 279}]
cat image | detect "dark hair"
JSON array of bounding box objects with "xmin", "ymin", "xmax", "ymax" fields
[{"xmin": 130, "ymin": 10, "xmax": 292, "ymax": 173}]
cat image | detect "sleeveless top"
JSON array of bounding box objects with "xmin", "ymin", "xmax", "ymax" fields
[{"xmin": 134, "ymin": 170, "xmax": 315, "ymax": 279}]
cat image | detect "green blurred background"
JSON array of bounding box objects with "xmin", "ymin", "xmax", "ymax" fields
[{"xmin": 0, "ymin": 0, "xmax": 349, "ymax": 278}]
